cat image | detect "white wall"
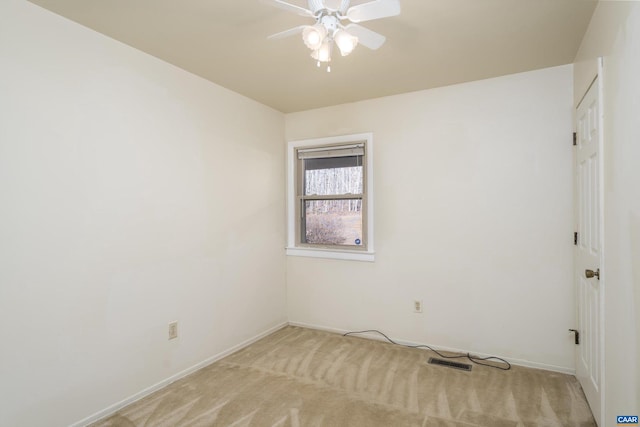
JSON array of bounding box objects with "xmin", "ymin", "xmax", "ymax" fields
[
  {"xmin": 574, "ymin": 1, "xmax": 640, "ymax": 421},
  {"xmin": 286, "ymin": 65, "xmax": 575, "ymax": 372},
  {"xmin": 0, "ymin": 1, "xmax": 286, "ymax": 426}
]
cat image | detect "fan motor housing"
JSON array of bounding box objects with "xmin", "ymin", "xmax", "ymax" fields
[{"xmin": 321, "ymin": 15, "xmax": 340, "ymax": 32}]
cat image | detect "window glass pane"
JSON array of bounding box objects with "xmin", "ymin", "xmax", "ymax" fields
[
  {"xmin": 304, "ymin": 200, "xmax": 363, "ymax": 246},
  {"xmin": 304, "ymin": 156, "xmax": 363, "ymax": 196}
]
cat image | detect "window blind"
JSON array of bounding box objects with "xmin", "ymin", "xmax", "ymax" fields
[{"xmin": 297, "ymin": 144, "xmax": 364, "ymax": 160}]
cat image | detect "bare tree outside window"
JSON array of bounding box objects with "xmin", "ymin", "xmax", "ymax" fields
[{"xmin": 303, "ymin": 162, "xmax": 363, "ymax": 246}]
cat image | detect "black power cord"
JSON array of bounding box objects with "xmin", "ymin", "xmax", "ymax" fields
[{"xmin": 343, "ymin": 329, "xmax": 512, "ymax": 371}]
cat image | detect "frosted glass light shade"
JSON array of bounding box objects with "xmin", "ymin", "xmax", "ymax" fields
[
  {"xmin": 317, "ymin": 40, "xmax": 331, "ymax": 62},
  {"xmin": 302, "ymin": 24, "xmax": 327, "ymax": 50},
  {"xmin": 311, "ymin": 39, "xmax": 332, "ymax": 63},
  {"xmin": 334, "ymin": 29, "xmax": 358, "ymax": 56}
]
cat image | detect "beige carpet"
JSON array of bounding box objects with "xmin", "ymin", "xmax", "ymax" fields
[{"xmin": 92, "ymin": 326, "xmax": 596, "ymax": 427}]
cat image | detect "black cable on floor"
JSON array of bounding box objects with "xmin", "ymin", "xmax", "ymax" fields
[{"xmin": 343, "ymin": 329, "xmax": 512, "ymax": 371}]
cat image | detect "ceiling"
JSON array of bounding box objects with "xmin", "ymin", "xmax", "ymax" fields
[{"xmin": 28, "ymin": 0, "xmax": 597, "ymax": 113}]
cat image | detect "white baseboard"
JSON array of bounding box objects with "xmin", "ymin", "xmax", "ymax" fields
[
  {"xmin": 71, "ymin": 321, "xmax": 288, "ymax": 427},
  {"xmin": 288, "ymin": 321, "xmax": 576, "ymax": 375}
]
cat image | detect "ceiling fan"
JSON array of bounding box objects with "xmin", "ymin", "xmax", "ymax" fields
[{"xmin": 262, "ymin": 0, "xmax": 401, "ymax": 72}]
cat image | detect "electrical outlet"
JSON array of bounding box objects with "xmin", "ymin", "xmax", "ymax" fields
[
  {"xmin": 413, "ymin": 300, "xmax": 423, "ymax": 313},
  {"xmin": 168, "ymin": 321, "xmax": 178, "ymax": 340}
]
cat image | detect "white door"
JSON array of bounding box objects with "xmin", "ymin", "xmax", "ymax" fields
[{"xmin": 575, "ymin": 75, "xmax": 604, "ymax": 425}]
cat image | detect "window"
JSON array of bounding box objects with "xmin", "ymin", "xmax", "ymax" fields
[{"xmin": 287, "ymin": 133, "xmax": 374, "ymax": 261}]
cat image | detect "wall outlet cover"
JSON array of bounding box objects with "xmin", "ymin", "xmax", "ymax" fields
[
  {"xmin": 414, "ymin": 300, "xmax": 423, "ymax": 313},
  {"xmin": 168, "ymin": 321, "xmax": 178, "ymax": 340}
]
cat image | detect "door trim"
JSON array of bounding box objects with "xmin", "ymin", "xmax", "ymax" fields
[{"xmin": 595, "ymin": 56, "xmax": 605, "ymax": 427}]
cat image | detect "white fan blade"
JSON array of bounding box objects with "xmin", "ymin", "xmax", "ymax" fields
[
  {"xmin": 345, "ymin": 24, "xmax": 386, "ymax": 50},
  {"xmin": 346, "ymin": 0, "xmax": 400, "ymax": 23},
  {"xmin": 268, "ymin": 25, "xmax": 308, "ymax": 40},
  {"xmin": 323, "ymin": 0, "xmax": 343, "ymax": 11},
  {"xmin": 260, "ymin": 0, "xmax": 313, "ymax": 17}
]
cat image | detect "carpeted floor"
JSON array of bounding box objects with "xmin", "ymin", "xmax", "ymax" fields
[{"xmin": 92, "ymin": 326, "xmax": 596, "ymax": 427}]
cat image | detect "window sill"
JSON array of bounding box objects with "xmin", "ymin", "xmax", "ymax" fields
[{"xmin": 286, "ymin": 247, "xmax": 375, "ymax": 262}]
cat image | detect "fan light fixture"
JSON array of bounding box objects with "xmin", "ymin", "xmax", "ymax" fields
[
  {"xmin": 264, "ymin": 0, "xmax": 401, "ymax": 72},
  {"xmin": 302, "ymin": 14, "xmax": 356, "ymax": 72},
  {"xmin": 302, "ymin": 14, "xmax": 358, "ymax": 72}
]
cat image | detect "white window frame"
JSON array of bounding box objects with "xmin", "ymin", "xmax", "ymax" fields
[{"xmin": 286, "ymin": 133, "xmax": 374, "ymax": 262}]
